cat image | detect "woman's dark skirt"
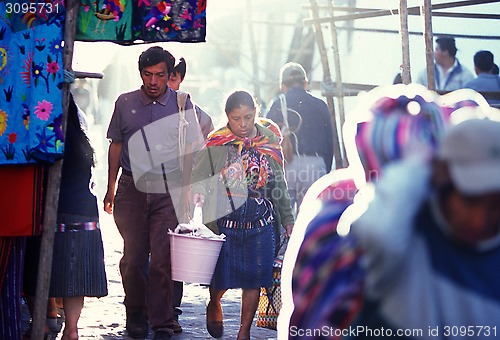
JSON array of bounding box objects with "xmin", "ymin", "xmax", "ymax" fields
[
  {"xmin": 49, "ymin": 227, "xmax": 108, "ymax": 298},
  {"xmin": 211, "ymin": 198, "xmax": 277, "ymax": 290}
]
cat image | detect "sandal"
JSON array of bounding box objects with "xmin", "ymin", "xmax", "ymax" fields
[
  {"xmin": 206, "ymin": 300, "xmax": 223, "ymax": 338},
  {"xmin": 47, "ymin": 317, "xmax": 63, "ymax": 333}
]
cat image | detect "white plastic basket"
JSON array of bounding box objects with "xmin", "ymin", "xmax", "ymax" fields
[{"xmin": 169, "ymin": 232, "xmax": 224, "ymax": 285}]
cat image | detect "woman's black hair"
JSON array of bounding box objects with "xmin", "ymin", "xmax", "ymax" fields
[
  {"xmin": 138, "ymin": 46, "xmax": 175, "ymax": 74},
  {"xmin": 65, "ymin": 94, "xmax": 95, "ymax": 168},
  {"xmin": 224, "ymin": 90, "xmax": 256, "ymax": 115}
]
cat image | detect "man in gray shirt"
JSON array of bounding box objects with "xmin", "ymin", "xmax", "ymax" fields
[{"xmin": 104, "ymin": 46, "xmax": 202, "ymax": 340}]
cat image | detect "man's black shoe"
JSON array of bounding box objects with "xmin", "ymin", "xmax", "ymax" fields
[
  {"xmin": 153, "ymin": 330, "xmax": 173, "ymax": 340},
  {"xmin": 126, "ymin": 312, "xmax": 149, "ymax": 338}
]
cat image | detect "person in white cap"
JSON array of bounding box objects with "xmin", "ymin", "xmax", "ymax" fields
[{"xmin": 347, "ymin": 117, "xmax": 500, "ymax": 339}]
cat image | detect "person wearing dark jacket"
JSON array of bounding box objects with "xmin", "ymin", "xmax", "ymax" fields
[{"xmin": 266, "ymin": 62, "xmax": 334, "ymax": 214}]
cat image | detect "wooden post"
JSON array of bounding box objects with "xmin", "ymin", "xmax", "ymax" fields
[
  {"xmin": 327, "ymin": 1, "xmax": 347, "ymax": 148},
  {"xmin": 400, "ymin": 0, "xmax": 412, "ymax": 84},
  {"xmin": 308, "ymin": 0, "xmax": 345, "ymax": 169},
  {"xmin": 423, "ymin": 0, "xmax": 435, "ymax": 91},
  {"xmin": 246, "ymin": 0, "xmax": 261, "ymax": 101},
  {"xmin": 31, "ymin": 1, "xmax": 79, "ymax": 339}
]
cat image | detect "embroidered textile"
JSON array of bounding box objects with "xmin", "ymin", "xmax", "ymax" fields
[
  {"xmin": 221, "ymin": 146, "xmax": 273, "ymax": 192},
  {"xmin": 205, "ymin": 123, "xmax": 284, "ymax": 168},
  {"xmin": 0, "ymin": 1, "xmax": 65, "ymax": 165},
  {"xmin": 76, "ymin": 0, "xmax": 206, "ymax": 43}
]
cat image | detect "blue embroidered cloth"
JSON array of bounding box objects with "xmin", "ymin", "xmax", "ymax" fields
[
  {"xmin": 0, "ymin": 1, "xmax": 65, "ymax": 165},
  {"xmin": 76, "ymin": 0, "xmax": 206, "ymax": 43}
]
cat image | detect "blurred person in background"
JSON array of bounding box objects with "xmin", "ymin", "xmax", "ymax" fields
[
  {"xmin": 280, "ymin": 84, "xmax": 449, "ymax": 339},
  {"xmin": 168, "ymin": 57, "xmax": 214, "ymax": 139},
  {"xmin": 492, "ymin": 63, "xmax": 499, "ymax": 75},
  {"xmin": 465, "ymin": 50, "xmax": 500, "ymax": 106},
  {"xmin": 266, "ymin": 62, "xmax": 334, "ymax": 215},
  {"xmin": 349, "ymin": 116, "xmax": 500, "ymax": 338},
  {"xmin": 417, "ymin": 36, "xmax": 474, "ymax": 91}
]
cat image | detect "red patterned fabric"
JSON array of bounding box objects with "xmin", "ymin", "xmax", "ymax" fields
[{"xmin": 0, "ymin": 165, "xmax": 45, "ymax": 236}]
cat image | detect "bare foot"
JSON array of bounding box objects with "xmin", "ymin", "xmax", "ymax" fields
[
  {"xmin": 61, "ymin": 328, "xmax": 79, "ymax": 340},
  {"xmin": 237, "ymin": 329, "xmax": 250, "ymax": 340}
]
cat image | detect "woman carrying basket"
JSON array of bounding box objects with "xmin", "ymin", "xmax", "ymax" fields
[{"xmin": 191, "ymin": 90, "xmax": 294, "ymax": 340}]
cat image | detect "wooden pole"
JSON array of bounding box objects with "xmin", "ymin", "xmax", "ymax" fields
[
  {"xmin": 31, "ymin": 1, "xmax": 79, "ymax": 339},
  {"xmin": 308, "ymin": 0, "xmax": 345, "ymax": 169},
  {"xmin": 303, "ymin": 0, "xmax": 500, "ymax": 24},
  {"xmin": 423, "ymin": 0, "xmax": 436, "ymax": 91},
  {"xmin": 245, "ymin": 0, "xmax": 261, "ymax": 101},
  {"xmin": 400, "ymin": 0, "xmax": 412, "ymax": 84},
  {"xmin": 327, "ymin": 1, "xmax": 347, "ymax": 148}
]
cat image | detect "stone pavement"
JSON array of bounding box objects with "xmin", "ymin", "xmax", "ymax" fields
[
  {"xmin": 26, "ymin": 211, "xmax": 277, "ymax": 340},
  {"xmin": 23, "ymin": 211, "xmax": 278, "ymax": 340}
]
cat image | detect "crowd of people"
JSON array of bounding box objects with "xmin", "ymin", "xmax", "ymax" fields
[{"xmin": 1, "ymin": 37, "xmax": 500, "ymax": 340}]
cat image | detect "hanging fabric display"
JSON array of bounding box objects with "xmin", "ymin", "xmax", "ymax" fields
[
  {"xmin": 133, "ymin": 0, "xmax": 206, "ymax": 43},
  {"xmin": 0, "ymin": 1, "xmax": 66, "ymax": 165},
  {"xmin": 75, "ymin": 0, "xmax": 206, "ymax": 43},
  {"xmin": 75, "ymin": 0, "xmax": 134, "ymax": 42}
]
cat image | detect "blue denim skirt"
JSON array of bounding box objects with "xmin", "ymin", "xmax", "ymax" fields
[{"xmin": 211, "ymin": 197, "xmax": 277, "ymax": 289}]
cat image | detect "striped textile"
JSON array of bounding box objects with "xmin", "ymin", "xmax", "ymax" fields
[
  {"xmin": 50, "ymin": 229, "xmax": 108, "ymax": 298},
  {"xmin": 0, "ymin": 238, "xmax": 11, "ymax": 288},
  {"xmin": 290, "ymin": 177, "xmax": 364, "ymax": 338},
  {"xmin": 0, "ymin": 237, "xmax": 26, "ymax": 340},
  {"xmin": 355, "ymin": 94, "xmax": 446, "ymax": 180}
]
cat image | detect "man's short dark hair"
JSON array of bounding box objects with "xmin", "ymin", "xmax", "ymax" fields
[
  {"xmin": 173, "ymin": 58, "xmax": 187, "ymax": 81},
  {"xmin": 436, "ymin": 37, "xmax": 457, "ymax": 58},
  {"xmin": 138, "ymin": 46, "xmax": 175, "ymax": 74},
  {"xmin": 473, "ymin": 50, "xmax": 494, "ymax": 73}
]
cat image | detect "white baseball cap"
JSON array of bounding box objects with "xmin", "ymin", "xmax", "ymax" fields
[{"xmin": 438, "ymin": 119, "xmax": 500, "ymax": 195}]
